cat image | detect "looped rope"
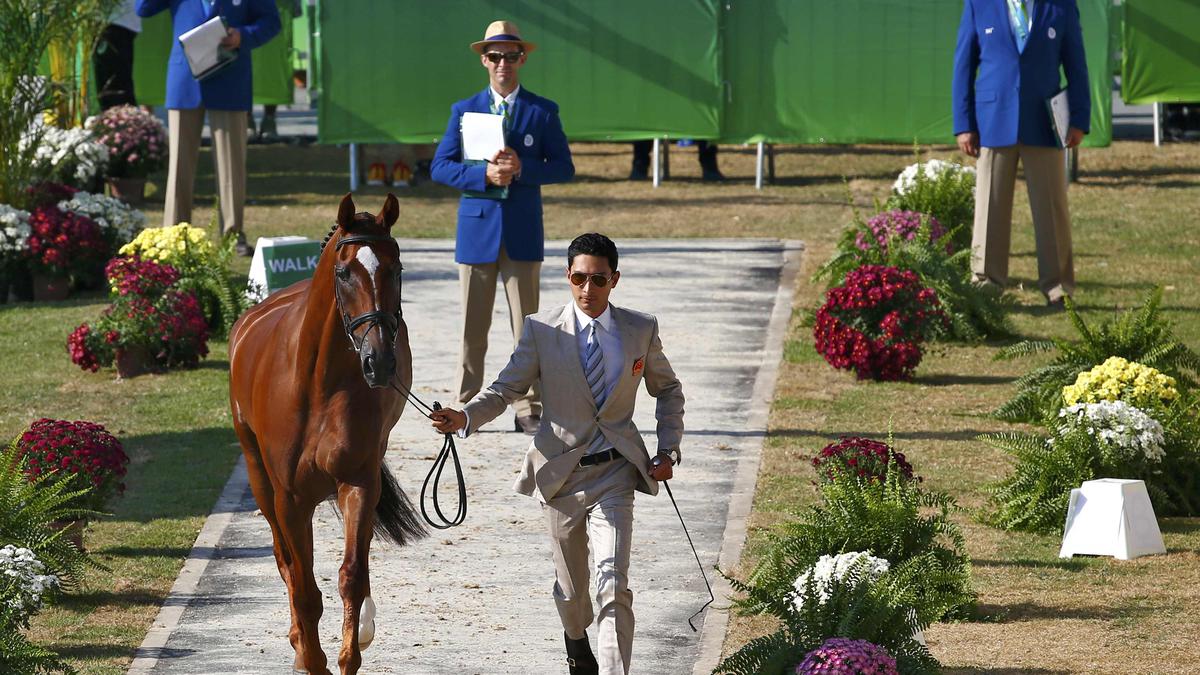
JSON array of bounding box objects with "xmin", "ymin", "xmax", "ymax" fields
[{"xmin": 388, "ymin": 380, "xmax": 468, "ymax": 529}]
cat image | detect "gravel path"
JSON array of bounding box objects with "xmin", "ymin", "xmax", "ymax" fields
[{"xmin": 129, "ymin": 238, "xmax": 802, "ymax": 674}]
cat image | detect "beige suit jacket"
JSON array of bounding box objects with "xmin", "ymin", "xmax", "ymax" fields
[{"xmin": 463, "ymin": 302, "xmax": 685, "ymax": 501}]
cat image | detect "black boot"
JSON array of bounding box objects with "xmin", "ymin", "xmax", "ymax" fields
[{"xmin": 564, "ymin": 632, "xmax": 598, "ymax": 675}]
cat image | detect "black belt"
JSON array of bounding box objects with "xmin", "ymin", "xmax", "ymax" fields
[{"xmin": 579, "ymin": 448, "xmax": 621, "ymax": 466}]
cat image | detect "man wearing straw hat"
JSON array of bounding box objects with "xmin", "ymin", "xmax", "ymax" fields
[{"xmin": 432, "ymin": 20, "xmax": 575, "ymax": 437}]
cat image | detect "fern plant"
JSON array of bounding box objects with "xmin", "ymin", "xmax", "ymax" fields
[
  {"xmin": 0, "ymin": 627, "xmax": 74, "ymax": 674},
  {"xmin": 884, "ymin": 152, "xmax": 976, "ymax": 253},
  {"xmin": 814, "ymin": 210, "xmax": 1012, "ymax": 342},
  {"xmin": 716, "ymin": 561, "xmax": 939, "ymax": 675},
  {"xmin": 994, "ymin": 288, "xmax": 1200, "ymax": 423},
  {"xmin": 736, "ymin": 464, "xmax": 975, "ymax": 626},
  {"xmin": 174, "ymin": 229, "xmax": 250, "ymax": 337}
]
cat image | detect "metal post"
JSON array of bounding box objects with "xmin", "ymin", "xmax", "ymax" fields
[
  {"xmin": 652, "ymin": 138, "xmax": 661, "ymax": 188},
  {"xmin": 1154, "ymin": 102, "xmax": 1162, "ymax": 147},
  {"xmin": 349, "ymin": 143, "xmax": 359, "ymax": 192},
  {"xmin": 755, "ymin": 141, "xmax": 764, "ymax": 190}
]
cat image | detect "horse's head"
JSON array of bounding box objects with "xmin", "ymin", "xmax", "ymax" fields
[{"xmin": 329, "ymin": 193, "xmax": 403, "ymax": 388}]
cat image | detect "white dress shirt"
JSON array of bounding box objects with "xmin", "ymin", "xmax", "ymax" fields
[
  {"xmin": 489, "ymin": 85, "xmax": 520, "ymax": 113},
  {"xmin": 573, "ymin": 302, "xmax": 622, "ymax": 402}
]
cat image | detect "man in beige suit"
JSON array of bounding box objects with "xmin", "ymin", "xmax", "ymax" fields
[{"xmin": 432, "ymin": 233, "xmax": 685, "ymax": 675}]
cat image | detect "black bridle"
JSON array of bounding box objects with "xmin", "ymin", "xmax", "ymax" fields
[
  {"xmin": 329, "ymin": 231, "xmax": 468, "ymax": 530},
  {"xmin": 331, "ymin": 234, "xmax": 403, "ymax": 355}
]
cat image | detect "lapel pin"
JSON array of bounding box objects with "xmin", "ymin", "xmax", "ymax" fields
[
  {"xmin": 631, "ymin": 357, "xmax": 644, "ymax": 376},
  {"xmin": 985, "ymin": 26, "xmax": 994, "ymax": 34},
  {"xmin": 524, "ymin": 134, "xmax": 534, "ymax": 147},
  {"xmin": 1048, "ymin": 27, "xmax": 1056, "ymax": 39}
]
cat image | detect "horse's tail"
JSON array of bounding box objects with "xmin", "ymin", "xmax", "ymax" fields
[{"xmin": 375, "ymin": 464, "xmax": 427, "ymax": 545}]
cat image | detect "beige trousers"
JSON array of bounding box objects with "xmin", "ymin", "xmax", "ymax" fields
[
  {"xmin": 972, "ymin": 144, "xmax": 1075, "ymax": 302},
  {"xmin": 164, "ymin": 108, "xmax": 247, "ymax": 236},
  {"xmin": 457, "ymin": 246, "xmax": 540, "ymax": 417},
  {"xmin": 543, "ymin": 458, "xmax": 638, "ymax": 675}
]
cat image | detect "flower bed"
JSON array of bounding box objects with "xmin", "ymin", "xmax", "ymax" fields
[
  {"xmin": 854, "ymin": 210, "xmax": 949, "ymax": 254},
  {"xmin": 1061, "ymin": 356, "xmax": 1179, "ymax": 411},
  {"xmin": 796, "ymin": 638, "xmax": 899, "ymax": 675},
  {"xmin": 886, "ymin": 158, "xmax": 975, "ymax": 253},
  {"xmin": 26, "ymin": 203, "xmax": 108, "ymax": 284},
  {"xmin": 85, "ymin": 105, "xmax": 167, "ymax": 179},
  {"xmin": 813, "ymin": 265, "xmax": 944, "ymax": 380},
  {"xmin": 812, "ymin": 437, "xmax": 918, "ymax": 485}
]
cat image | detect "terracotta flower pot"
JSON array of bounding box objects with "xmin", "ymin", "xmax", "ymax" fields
[
  {"xmin": 107, "ymin": 176, "xmax": 147, "ymax": 207},
  {"xmin": 115, "ymin": 347, "xmax": 158, "ymax": 379},
  {"xmin": 51, "ymin": 518, "xmax": 87, "ymax": 551},
  {"xmin": 31, "ymin": 272, "xmax": 71, "ymax": 301}
]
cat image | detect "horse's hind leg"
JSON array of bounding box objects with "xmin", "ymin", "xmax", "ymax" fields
[
  {"xmin": 334, "ymin": 475, "xmax": 381, "ymax": 675},
  {"xmin": 275, "ymin": 496, "xmax": 331, "ymax": 675}
]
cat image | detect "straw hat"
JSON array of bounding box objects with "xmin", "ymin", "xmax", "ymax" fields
[{"xmin": 470, "ymin": 20, "xmax": 537, "ymax": 54}]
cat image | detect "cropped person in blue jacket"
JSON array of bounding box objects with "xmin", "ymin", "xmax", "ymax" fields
[
  {"xmin": 952, "ymin": 0, "xmax": 1089, "ymax": 305},
  {"xmin": 136, "ymin": 0, "xmax": 280, "ymax": 256},
  {"xmin": 432, "ymin": 20, "xmax": 575, "ymax": 434}
]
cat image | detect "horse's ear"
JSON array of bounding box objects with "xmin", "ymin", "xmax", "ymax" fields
[
  {"xmin": 377, "ymin": 193, "xmax": 399, "ymax": 229},
  {"xmin": 337, "ymin": 193, "xmax": 356, "ymax": 229}
]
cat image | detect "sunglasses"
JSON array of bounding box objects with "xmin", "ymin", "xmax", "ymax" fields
[
  {"xmin": 569, "ymin": 272, "xmax": 615, "ymax": 288},
  {"xmin": 484, "ymin": 51, "xmax": 524, "ymax": 64}
]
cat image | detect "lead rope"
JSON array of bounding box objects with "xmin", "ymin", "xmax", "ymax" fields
[{"xmin": 388, "ymin": 379, "xmax": 467, "ymax": 529}]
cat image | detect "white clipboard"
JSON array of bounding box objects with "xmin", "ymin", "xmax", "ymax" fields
[
  {"xmin": 1046, "ymin": 89, "xmax": 1070, "ymax": 148},
  {"xmin": 460, "ymin": 112, "xmax": 506, "ymax": 162},
  {"xmin": 179, "ymin": 15, "xmax": 238, "ymax": 81}
]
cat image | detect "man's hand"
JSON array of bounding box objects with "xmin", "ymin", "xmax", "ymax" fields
[
  {"xmin": 221, "ymin": 27, "xmax": 242, "ymax": 50},
  {"xmin": 649, "ymin": 452, "xmax": 675, "ymax": 481},
  {"xmin": 1065, "ymin": 126, "xmax": 1085, "ymax": 149},
  {"xmin": 430, "ymin": 408, "xmax": 466, "ymax": 434},
  {"xmin": 494, "ymin": 147, "xmax": 521, "ymax": 177},
  {"xmin": 956, "ymin": 131, "xmax": 980, "ymax": 158}
]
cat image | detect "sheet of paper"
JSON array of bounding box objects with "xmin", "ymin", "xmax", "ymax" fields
[
  {"xmin": 179, "ymin": 16, "xmax": 228, "ymax": 77},
  {"xmin": 461, "ymin": 112, "xmax": 506, "ymax": 162},
  {"xmin": 1048, "ymin": 89, "xmax": 1070, "ymax": 148}
]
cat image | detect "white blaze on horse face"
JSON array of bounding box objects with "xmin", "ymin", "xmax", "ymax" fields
[{"xmin": 355, "ymin": 247, "xmax": 381, "ymax": 293}]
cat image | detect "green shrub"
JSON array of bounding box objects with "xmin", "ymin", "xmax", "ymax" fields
[{"xmin": 884, "ymin": 156, "xmax": 976, "ymax": 253}]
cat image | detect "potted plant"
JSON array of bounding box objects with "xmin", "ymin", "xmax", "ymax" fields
[
  {"xmin": 24, "ymin": 203, "xmax": 108, "ymax": 300},
  {"xmin": 86, "ymin": 105, "xmax": 167, "ymax": 206},
  {"xmin": 11, "ymin": 419, "xmax": 129, "ymax": 547},
  {"xmin": 0, "ymin": 203, "xmax": 31, "ymax": 303},
  {"xmin": 68, "ymin": 256, "xmax": 210, "ymax": 376}
]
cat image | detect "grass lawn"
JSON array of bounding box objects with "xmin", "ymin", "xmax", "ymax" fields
[{"xmin": 3, "ymin": 138, "xmax": 1198, "ymax": 673}]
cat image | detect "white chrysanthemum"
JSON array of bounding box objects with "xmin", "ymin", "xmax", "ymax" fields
[
  {"xmin": 0, "ymin": 544, "xmax": 60, "ymax": 617},
  {"xmin": 0, "ymin": 204, "xmax": 32, "ymax": 253},
  {"xmin": 1057, "ymin": 401, "xmax": 1166, "ymax": 463},
  {"xmin": 892, "ymin": 159, "xmax": 976, "ymax": 196},
  {"xmin": 58, "ymin": 191, "xmax": 146, "ymax": 246},
  {"xmin": 21, "ymin": 123, "xmax": 110, "ymax": 186},
  {"xmin": 792, "ymin": 551, "xmax": 890, "ymax": 610}
]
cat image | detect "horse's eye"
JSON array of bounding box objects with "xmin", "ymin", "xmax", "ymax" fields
[{"xmin": 335, "ymin": 266, "xmax": 350, "ymax": 281}]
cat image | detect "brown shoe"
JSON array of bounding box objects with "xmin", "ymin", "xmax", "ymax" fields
[{"xmin": 514, "ymin": 414, "xmax": 540, "ymax": 435}]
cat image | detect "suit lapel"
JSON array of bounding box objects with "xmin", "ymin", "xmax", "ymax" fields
[
  {"xmin": 555, "ymin": 304, "xmax": 595, "ymax": 409},
  {"xmin": 512, "ymin": 87, "xmax": 536, "ymax": 147}
]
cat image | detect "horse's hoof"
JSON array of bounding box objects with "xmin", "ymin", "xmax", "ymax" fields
[{"xmin": 358, "ymin": 596, "xmax": 377, "ymax": 649}]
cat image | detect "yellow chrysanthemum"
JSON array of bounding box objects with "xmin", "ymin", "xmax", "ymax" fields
[{"xmin": 1062, "ymin": 356, "xmax": 1178, "ymax": 410}]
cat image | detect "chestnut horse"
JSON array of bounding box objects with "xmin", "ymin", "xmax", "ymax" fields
[{"xmin": 228, "ymin": 194, "xmax": 426, "ymax": 674}]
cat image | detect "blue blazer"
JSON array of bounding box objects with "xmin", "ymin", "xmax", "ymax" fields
[
  {"xmin": 952, "ymin": 0, "xmax": 1090, "ymax": 147},
  {"xmin": 431, "ymin": 87, "xmax": 575, "ymax": 265},
  {"xmin": 136, "ymin": 0, "xmax": 280, "ymax": 111}
]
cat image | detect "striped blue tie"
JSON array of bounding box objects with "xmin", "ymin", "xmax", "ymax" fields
[
  {"xmin": 1008, "ymin": 0, "xmax": 1030, "ymax": 53},
  {"xmin": 583, "ymin": 321, "xmax": 609, "ymax": 455}
]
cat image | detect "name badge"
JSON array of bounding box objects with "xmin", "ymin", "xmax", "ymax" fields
[{"xmin": 524, "ymin": 134, "xmax": 534, "ymax": 147}]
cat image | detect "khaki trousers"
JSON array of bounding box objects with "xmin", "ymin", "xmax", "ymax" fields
[
  {"xmin": 457, "ymin": 247, "xmax": 540, "ymax": 417},
  {"xmin": 972, "ymin": 144, "xmax": 1075, "ymax": 302},
  {"xmin": 164, "ymin": 108, "xmax": 247, "ymax": 236},
  {"xmin": 543, "ymin": 458, "xmax": 637, "ymax": 675}
]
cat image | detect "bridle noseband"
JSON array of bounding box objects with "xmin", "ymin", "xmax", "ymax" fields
[{"xmin": 331, "ymin": 233, "xmax": 402, "ymax": 354}]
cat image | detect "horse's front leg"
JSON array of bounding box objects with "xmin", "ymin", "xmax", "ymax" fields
[
  {"xmin": 275, "ymin": 496, "xmax": 330, "ymax": 675},
  {"xmin": 335, "ymin": 475, "xmax": 379, "ymax": 674}
]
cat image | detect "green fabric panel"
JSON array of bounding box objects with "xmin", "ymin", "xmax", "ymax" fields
[
  {"xmin": 721, "ymin": 0, "xmax": 962, "ymax": 144},
  {"xmin": 721, "ymin": 0, "xmax": 1111, "ymax": 146},
  {"xmin": 252, "ymin": 1, "xmax": 295, "ymax": 105},
  {"xmin": 1079, "ymin": 0, "xmax": 1111, "ymax": 147},
  {"xmin": 318, "ymin": 1, "xmax": 722, "ymax": 144},
  {"xmin": 1121, "ymin": 0, "xmax": 1200, "ymax": 104},
  {"xmin": 133, "ymin": 14, "xmax": 174, "ymax": 107},
  {"xmin": 291, "ymin": 1, "xmax": 310, "ymax": 72}
]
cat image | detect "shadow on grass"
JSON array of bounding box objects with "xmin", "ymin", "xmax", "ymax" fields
[
  {"xmin": 51, "ymin": 643, "xmax": 142, "ymax": 662},
  {"xmin": 772, "ymin": 428, "xmax": 993, "ymax": 442},
  {"xmin": 913, "ymin": 373, "xmax": 1017, "ymax": 387},
  {"xmin": 59, "ymin": 588, "xmax": 165, "ymax": 609},
  {"xmin": 110, "ymin": 426, "xmax": 241, "ymax": 524},
  {"xmin": 1159, "ymin": 519, "xmax": 1200, "ymax": 535},
  {"xmin": 101, "ymin": 545, "xmax": 192, "ymax": 559},
  {"xmin": 972, "ymin": 600, "xmax": 1151, "ymax": 623},
  {"xmin": 945, "ymin": 662, "xmax": 1070, "ymax": 667},
  {"xmin": 973, "ymin": 558, "xmax": 1089, "ymax": 572}
]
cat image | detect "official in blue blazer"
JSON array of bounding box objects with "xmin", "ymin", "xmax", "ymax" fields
[
  {"xmin": 432, "ymin": 20, "xmax": 575, "ymax": 434},
  {"xmin": 952, "ymin": 0, "xmax": 1090, "ymax": 304},
  {"xmin": 136, "ymin": 0, "xmax": 280, "ymax": 256}
]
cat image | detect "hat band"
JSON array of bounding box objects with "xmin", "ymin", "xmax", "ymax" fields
[{"xmin": 485, "ymin": 34, "xmax": 523, "ymax": 43}]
